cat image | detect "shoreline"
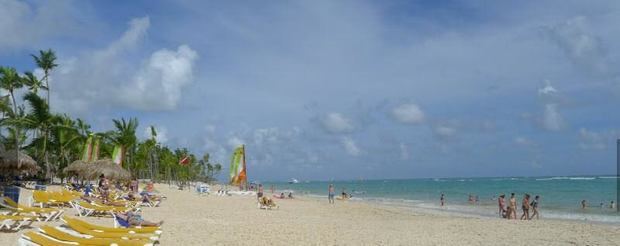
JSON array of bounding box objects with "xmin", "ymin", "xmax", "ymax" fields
[{"xmin": 2, "ymin": 184, "xmax": 619, "ymax": 245}]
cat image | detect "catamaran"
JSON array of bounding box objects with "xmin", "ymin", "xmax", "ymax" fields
[{"xmin": 228, "ymin": 145, "xmax": 252, "ymax": 195}]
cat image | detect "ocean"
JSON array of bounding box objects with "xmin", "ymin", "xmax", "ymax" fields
[{"xmin": 263, "ymin": 176, "xmax": 619, "ymax": 224}]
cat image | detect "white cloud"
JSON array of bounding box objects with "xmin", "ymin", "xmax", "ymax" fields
[
  {"xmin": 578, "ymin": 128, "xmax": 620, "ymax": 150},
  {"xmin": 538, "ymin": 80, "xmax": 557, "ymax": 95},
  {"xmin": 321, "ymin": 113, "xmax": 354, "ymax": 133},
  {"xmin": 121, "ymin": 45, "xmax": 198, "ymax": 110},
  {"xmin": 514, "ymin": 136, "xmax": 533, "ymax": 146},
  {"xmin": 341, "ymin": 136, "xmax": 361, "ymax": 156},
  {"xmin": 227, "ymin": 136, "xmax": 245, "ymax": 149},
  {"xmin": 434, "ymin": 125, "xmax": 456, "ymax": 138},
  {"xmin": 46, "ymin": 16, "xmax": 198, "ymax": 115},
  {"xmin": 542, "ymin": 103, "xmax": 564, "ymax": 131},
  {"xmin": 391, "ymin": 103, "xmax": 424, "ymax": 124},
  {"xmin": 399, "ymin": 143, "xmax": 410, "ymax": 160},
  {"xmin": 142, "ymin": 125, "xmax": 168, "ymax": 143},
  {"xmin": 545, "ymin": 16, "xmax": 611, "ymax": 76},
  {"xmin": 0, "ymin": 0, "xmax": 80, "ymax": 51}
]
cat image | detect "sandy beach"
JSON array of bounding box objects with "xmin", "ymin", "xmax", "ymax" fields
[{"xmin": 1, "ymin": 184, "xmax": 618, "ymax": 246}]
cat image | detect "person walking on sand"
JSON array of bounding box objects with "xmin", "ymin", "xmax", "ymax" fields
[
  {"xmin": 509, "ymin": 193, "xmax": 517, "ymax": 219},
  {"xmin": 440, "ymin": 193, "xmax": 445, "ymax": 207},
  {"xmin": 529, "ymin": 195, "xmax": 540, "ymax": 220},
  {"xmin": 520, "ymin": 194, "xmax": 530, "ymax": 220},
  {"xmin": 328, "ymin": 184, "xmax": 335, "ymax": 204},
  {"xmin": 498, "ymin": 194, "xmax": 506, "ymax": 218}
]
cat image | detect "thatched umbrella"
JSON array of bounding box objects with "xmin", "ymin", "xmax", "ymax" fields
[
  {"xmin": 63, "ymin": 160, "xmax": 93, "ymax": 178},
  {"xmin": 85, "ymin": 159, "xmax": 131, "ymax": 180},
  {"xmin": 0, "ymin": 149, "xmax": 39, "ymax": 176}
]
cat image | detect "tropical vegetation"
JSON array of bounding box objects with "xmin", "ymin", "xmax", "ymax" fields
[{"xmin": 0, "ymin": 49, "xmax": 222, "ymax": 184}]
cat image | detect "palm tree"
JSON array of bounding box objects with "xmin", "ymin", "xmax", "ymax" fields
[
  {"xmin": 31, "ymin": 49, "xmax": 57, "ymax": 108},
  {"xmin": 112, "ymin": 118, "xmax": 138, "ymax": 171},
  {"xmin": 22, "ymin": 92, "xmax": 54, "ymax": 179},
  {"xmin": 0, "ymin": 66, "xmax": 25, "ymax": 161},
  {"xmin": 22, "ymin": 71, "xmax": 45, "ymax": 94}
]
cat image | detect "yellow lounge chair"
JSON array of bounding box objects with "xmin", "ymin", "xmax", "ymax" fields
[
  {"xmin": 39, "ymin": 225, "xmax": 153, "ymax": 246},
  {"xmin": 18, "ymin": 231, "xmax": 80, "ymax": 246},
  {"xmin": 0, "ymin": 214, "xmax": 35, "ymax": 230},
  {"xmin": 64, "ymin": 216, "xmax": 162, "ymax": 235},
  {"xmin": 64, "ymin": 218, "xmax": 158, "ymax": 241},
  {"xmin": 2, "ymin": 197, "xmax": 63, "ymax": 221},
  {"xmin": 72, "ymin": 201, "xmax": 130, "ymax": 217}
]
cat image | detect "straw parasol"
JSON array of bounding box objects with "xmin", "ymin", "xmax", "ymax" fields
[
  {"xmin": 63, "ymin": 160, "xmax": 93, "ymax": 178},
  {"xmin": 0, "ymin": 149, "xmax": 40, "ymax": 176},
  {"xmin": 85, "ymin": 159, "xmax": 131, "ymax": 180}
]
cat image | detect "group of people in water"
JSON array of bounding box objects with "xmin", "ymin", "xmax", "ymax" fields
[
  {"xmin": 440, "ymin": 192, "xmax": 541, "ymax": 220},
  {"xmin": 581, "ymin": 200, "xmax": 615, "ymax": 210}
]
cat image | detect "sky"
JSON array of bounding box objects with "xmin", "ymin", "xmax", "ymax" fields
[{"xmin": 1, "ymin": 0, "xmax": 620, "ymax": 181}]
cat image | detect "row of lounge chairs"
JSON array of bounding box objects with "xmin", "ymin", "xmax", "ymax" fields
[{"xmin": 18, "ymin": 216, "xmax": 162, "ymax": 246}]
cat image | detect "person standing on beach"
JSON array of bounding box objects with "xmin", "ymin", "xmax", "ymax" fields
[
  {"xmin": 509, "ymin": 193, "xmax": 517, "ymax": 219},
  {"xmin": 530, "ymin": 195, "xmax": 540, "ymax": 220},
  {"xmin": 257, "ymin": 184, "xmax": 264, "ymax": 200},
  {"xmin": 581, "ymin": 200, "xmax": 587, "ymax": 209},
  {"xmin": 328, "ymin": 184, "xmax": 335, "ymax": 204},
  {"xmin": 520, "ymin": 194, "xmax": 530, "ymax": 220},
  {"xmin": 498, "ymin": 194, "xmax": 506, "ymax": 218},
  {"xmin": 440, "ymin": 193, "xmax": 445, "ymax": 207}
]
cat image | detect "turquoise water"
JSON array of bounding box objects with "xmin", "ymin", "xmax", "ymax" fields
[{"xmin": 264, "ymin": 176, "xmax": 619, "ymax": 224}]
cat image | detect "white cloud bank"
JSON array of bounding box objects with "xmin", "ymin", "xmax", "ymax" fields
[
  {"xmin": 341, "ymin": 136, "xmax": 361, "ymax": 156},
  {"xmin": 391, "ymin": 103, "xmax": 424, "ymax": 124},
  {"xmin": 121, "ymin": 45, "xmax": 198, "ymax": 110},
  {"xmin": 321, "ymin": 113, "xmax": 354, "ymax": 133}
]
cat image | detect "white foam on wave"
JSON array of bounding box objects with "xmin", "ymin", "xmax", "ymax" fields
[{"xmin": 598, "ymin": 176, "xmax": 619, "ymax": 179}]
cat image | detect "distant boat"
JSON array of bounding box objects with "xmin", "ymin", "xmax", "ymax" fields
[{"xmin": 289, "ymin": 178, "xmax": 299, "ymax": 184}]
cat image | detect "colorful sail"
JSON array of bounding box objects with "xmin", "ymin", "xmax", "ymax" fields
[
  {"xmin": 91, "ymin": 136, "xmax": 100, "ymax": 161},
  {"xmin": 112, "ymin": 145, "xmax": 124, "ymax": 166},
  {"xmin": 81, "ymin": 135, "xmax": 93, "ymax": 161},
  {"xmin": 229, "ymin": 145, "xmax": 247, "ymax": 186}
]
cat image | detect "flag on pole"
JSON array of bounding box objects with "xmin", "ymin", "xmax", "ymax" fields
[{"xmin": 179, "ymin": 156, "xmax": 190, "ymax": 166}]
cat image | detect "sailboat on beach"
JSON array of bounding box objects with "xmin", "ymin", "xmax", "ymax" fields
[{"xmin": 229, "ymin": 145, "xmax": 247, "ymax": 187}]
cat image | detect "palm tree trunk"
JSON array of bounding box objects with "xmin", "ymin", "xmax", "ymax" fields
[
  {"xmin": 45, "ymin": 71, "xmax": 50, "ymax": 110},
  {"xmin": 42, "ymin": 129, "xmax": 50, "ymax": 181},
  {"xmin": 9, "ymin": 90, "xmax": 19, "ymax": 168}
]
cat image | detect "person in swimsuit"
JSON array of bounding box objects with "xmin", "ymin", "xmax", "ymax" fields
[
  {"xmin": 509, "ymin": 193, "xmax": 517, "ymax": 219},
  {"xmin": 440, "ymin": 193, "xmax": 445, "ymax": 207},
  {"xmin": 520, "ymin": 194, "xmax": 530, "ymax": 220},
  {"xmin": 529, "ymin": 195, "xmax": 540, "ymax": 220},
  {"xmin": 581, "ymin": 200, "xmax": 587, "ymax": 209},
  {"xmin": 498, "ymin": 194, "xmax": 506, "ymax": 218},
  {"xmin": 257, "ymin": 184, "xmax": 264, "ymax": 200},
  {"xmin": 328, "ymin": 184, "xmax": 335, "ymax": 204}
]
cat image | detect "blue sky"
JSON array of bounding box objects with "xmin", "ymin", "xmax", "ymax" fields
[{"xmin": 2, "ymin": 0, "xmax": 620, "ymax": 181}]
